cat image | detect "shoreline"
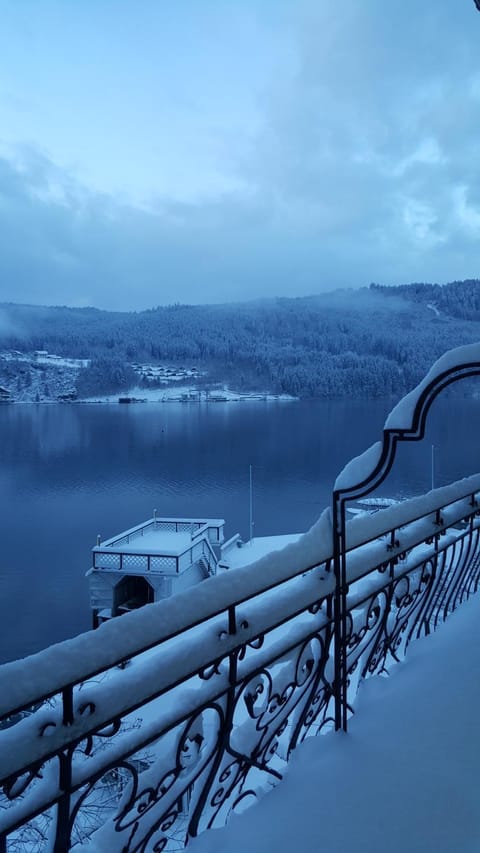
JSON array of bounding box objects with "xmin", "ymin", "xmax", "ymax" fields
[
  {"xmin": 81, "ymin": 393, "xmax": 298, "ymax": 404},
  {"xmin": 1, "ymin": 390, "xmax": 299, "ymax": 405}
]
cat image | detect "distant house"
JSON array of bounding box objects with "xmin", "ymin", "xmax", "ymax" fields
[
  {"xmin": 0, "ymin": 386, "xmax": 10, "ymax": 402},
  {"xmin": 87, "ymin": 516, "xmax": 225, "ymax": 627},
  {"xmin": 57, "ymin": 389, "xmax": 77, "ymax": 401}
]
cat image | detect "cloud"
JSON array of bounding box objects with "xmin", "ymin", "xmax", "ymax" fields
[
  {"xmin": 0, "ymin": 150, "xmax": 287, "ymax": 309},
  {"xmin": 0, "ymin": 1, "xmax": 480, "ymax": 309},
  {"xmin": 244, "ymin": 0, "xmax": 480, "ymax": 276}
]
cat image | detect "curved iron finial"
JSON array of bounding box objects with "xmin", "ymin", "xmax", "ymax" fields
[
  {"xmin": 332, "ymin": 341, "xmax": 480, "ymax": 731},
  {"xmin": 334, "ymin": 343, "xmax": 480, "ymax": 508}
]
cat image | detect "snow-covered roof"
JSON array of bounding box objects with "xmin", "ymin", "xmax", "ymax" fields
[
  {"xmin": 93, "ymin": 517, "xmax": 225, "ymax": 566},
  {"xmin": 105, "ymin": 530, "xmax": 192, "ymax": 556}
]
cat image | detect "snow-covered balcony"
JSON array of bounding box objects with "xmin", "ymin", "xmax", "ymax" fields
[{"xmin": 190, "ymin": 590, "xmax": 480, "ymax": 853}]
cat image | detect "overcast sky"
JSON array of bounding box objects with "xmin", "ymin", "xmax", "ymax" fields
[{"xmin": 0, "ymin": 0, "xmax": 479, "ymax": 310}]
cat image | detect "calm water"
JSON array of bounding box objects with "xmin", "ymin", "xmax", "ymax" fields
[{"xmin": 1, "ymin": 397, "xmax": 479, "ymax": 664}]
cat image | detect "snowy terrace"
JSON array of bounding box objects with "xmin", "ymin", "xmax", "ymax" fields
[
  {"xmin": 189, "ymin": 590, "xmax": 480, "ymax": 853},
  {"xmin": 1, "ymin": 344, "xmax": 480, "ymax": 852}
]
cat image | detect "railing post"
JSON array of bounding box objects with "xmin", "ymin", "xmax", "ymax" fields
[
  {"xmin": 227, "ymin": 604, "xmax": 236, "ymax": 636},
  {"xmin": 62, "ymin": 686, "xmax": 74, "ymax": 727},
  {"xmin": 54, "ymin": 751, "xmax": 73, "ymax": 853},
  {"xmin": 188, "ymin": 603, "xmax": 238, "ymax": 841},
  {"xmin": 333, "ymin": 492, "xmax": 348, "ymax": 732}
]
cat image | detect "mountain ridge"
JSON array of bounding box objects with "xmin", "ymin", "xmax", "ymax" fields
[{"xmin": 0, "ymin": 280, "xmax": 479, "ymax": 399}]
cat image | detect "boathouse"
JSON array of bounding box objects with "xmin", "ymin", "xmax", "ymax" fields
[{"xmin": 87, "ymin": 515, "xmax": 225, "ymax": 627}]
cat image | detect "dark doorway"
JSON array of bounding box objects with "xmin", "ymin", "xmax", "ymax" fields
[{"xmin": 114, "ymin": 575, "xmax": 154, "ymax": 616}]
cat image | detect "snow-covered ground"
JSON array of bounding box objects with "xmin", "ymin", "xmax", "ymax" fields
[
  {"xmin": 0, "ymin": 350, "xmax": 84, "ymax": 402},
  {"xmin": 190, "ymin": 591, "xmax": 480, "ymax": 853},
  {"xmin": 103, "ymin": 529, "xmax": 192, "ymax": 554},
  {"xmin": 221, "ymin": 534, "xmax": 302, "ymax": 570}
]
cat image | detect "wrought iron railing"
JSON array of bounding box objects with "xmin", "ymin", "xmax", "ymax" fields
[{"xmin": 1, "ymin": 343, "xmax": 480, "ymax": 852}]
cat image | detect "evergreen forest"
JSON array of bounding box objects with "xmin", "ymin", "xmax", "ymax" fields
[{"xmin": 1, "ymin": 279, "xmax": 479, "ymax": 399}]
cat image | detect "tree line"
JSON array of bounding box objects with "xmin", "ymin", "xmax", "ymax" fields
[{"xmin": 1, "ymin": 279, "xmax": 480, "ymax": 398}]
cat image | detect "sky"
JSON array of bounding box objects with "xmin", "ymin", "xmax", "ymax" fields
[{"xmin": 0, "ymin": 0, "xmax": 479, "ymax": 311}]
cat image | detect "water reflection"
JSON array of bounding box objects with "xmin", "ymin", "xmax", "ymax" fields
[{"xmin": 0, "ymin": 396, "xmax": 479, "ymax": 662}]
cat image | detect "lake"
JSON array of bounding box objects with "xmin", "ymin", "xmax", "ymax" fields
[{"xmin": 1, "ymin": 396, "xmax": 479, "ymax": 663}]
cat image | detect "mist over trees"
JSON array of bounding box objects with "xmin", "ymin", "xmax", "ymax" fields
[
  {"xmin": 1, "ymin": 280, "xmax": 479, "ymax": 398},
  {"xmin": 370, "ymin": 280, "xmax": 480, "ymax": 320}
]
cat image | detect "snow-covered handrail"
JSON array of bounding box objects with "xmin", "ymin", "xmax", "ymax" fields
[
  {"xmin": 0, "ymin": 508, "xmax": 335, "ymax": 720},
  {"xmin": 334, "ymin": 343, "xmax": 480, "ymax": 498}
]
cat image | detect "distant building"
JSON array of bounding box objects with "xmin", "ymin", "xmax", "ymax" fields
[
  {"xmin": 56, "ymin": 389, "xmax": 77, "ymax": 401},
  {"xmin": 87, "ymin": 516, "xmax": 225, "ymax": 627}
]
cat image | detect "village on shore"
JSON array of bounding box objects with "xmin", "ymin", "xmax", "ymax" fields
[{"xmin": 0, "ymin": 349, "xmax": 295, "ymax": 404}]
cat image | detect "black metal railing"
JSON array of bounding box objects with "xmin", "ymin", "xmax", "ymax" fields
[
  {"xmin": 1, "ymin": 344, "xmax": 480, "ymax": 852},
  {"xmin": 1, "ymin": 476, "xmax": 480, "ymax": 852}
]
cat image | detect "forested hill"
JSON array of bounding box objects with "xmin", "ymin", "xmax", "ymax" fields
[
  {"xmin": 1, "ymin": 279, "xmax": 480, "ymax": 399},
  {"xmin": 370, "ymin": 279, "xmax": 480, "ymax": 320}
]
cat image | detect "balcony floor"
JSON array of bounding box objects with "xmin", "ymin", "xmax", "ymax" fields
[{"xmin": 190, "ymin": 593, "xmax": 480, "ymax": 853}]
